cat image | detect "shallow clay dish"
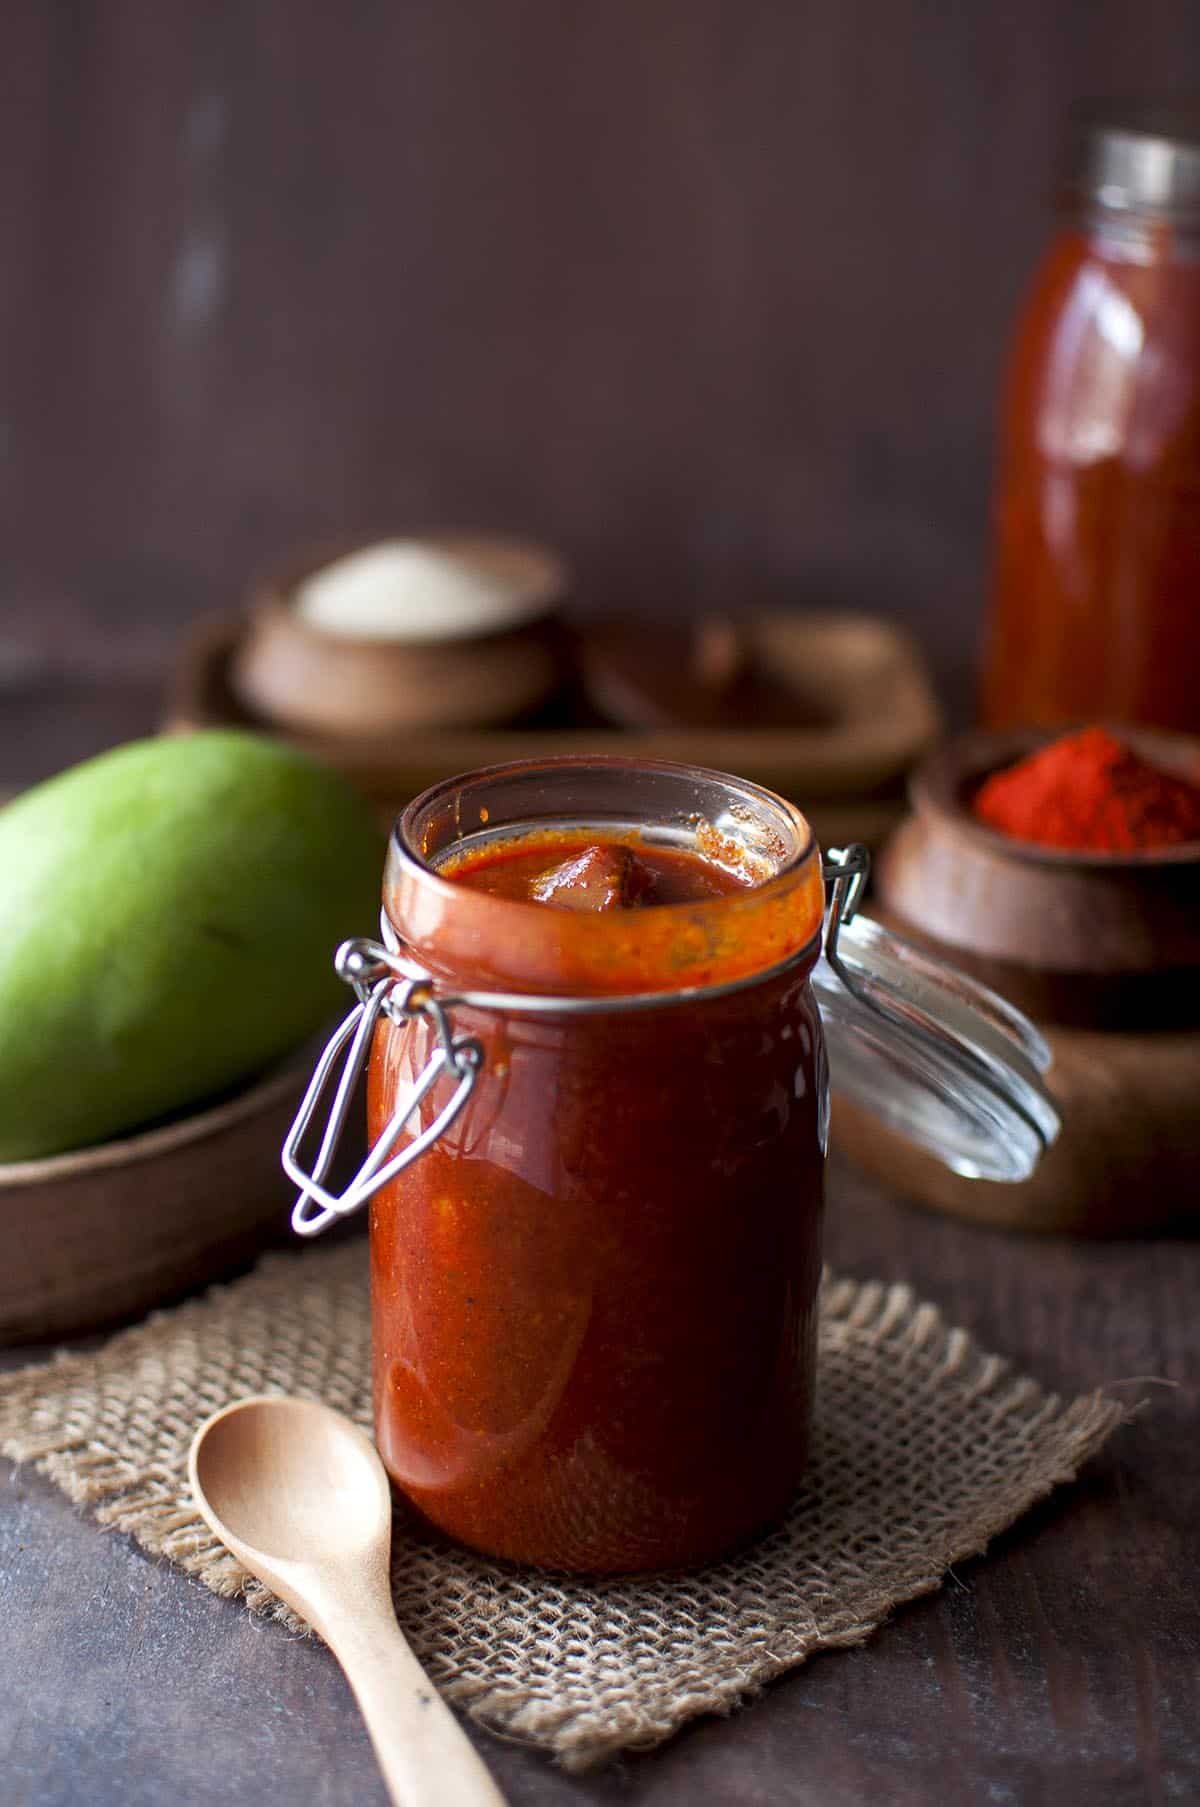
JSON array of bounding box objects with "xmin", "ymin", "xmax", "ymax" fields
[
  {"xmin": 876, "ymin": 727, "xmax": 1200, "ymax": 1031},
  {"xmin": 231, "ymin": 534, "xmax": 571, "ymax": 738},
  {"xmin": 580, "ymin": 615, "xmax": 833, "ymax": 730},
  {"xmin": 0, "ymin": 1053, "xmax": 322, "ymax": 1345}
]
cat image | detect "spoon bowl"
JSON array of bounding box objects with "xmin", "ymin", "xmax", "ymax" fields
[
  {"xmin": 191, "ymin": 1395, "xmax": 388, "ymax": 1563},
  {"xmin": 189, "ymin": 1394, "xmax": 505, "ymax": 1807}
]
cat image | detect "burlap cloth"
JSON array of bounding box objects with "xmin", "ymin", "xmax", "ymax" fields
[{"xmin": 0, "ymin": 1241, "xmax": 1123, "ymax": 1772}]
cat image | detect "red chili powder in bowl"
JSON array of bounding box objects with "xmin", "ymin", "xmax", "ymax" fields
[{"xmin": 972, "ymin": 727, "xmax": 1200, "ymax": 852}]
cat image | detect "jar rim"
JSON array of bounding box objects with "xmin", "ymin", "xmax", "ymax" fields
[{"xmin": 385, "ymin": 755, "xmax": 825, "ymax": 999}]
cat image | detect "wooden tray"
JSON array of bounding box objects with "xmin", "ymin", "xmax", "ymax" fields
[{"xmin": 166, "ymin": 613, "xmax": 942, "ymax": 847}]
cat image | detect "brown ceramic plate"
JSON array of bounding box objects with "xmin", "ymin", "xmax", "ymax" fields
[{"xmin": 0, "ymin": 1052, "xmax": 326, "ymax": 1345}]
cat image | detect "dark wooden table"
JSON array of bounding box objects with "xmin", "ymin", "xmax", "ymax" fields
[{"xmin": 2, "ymin": 680, "xmax": 1196, "ymax": 1806}]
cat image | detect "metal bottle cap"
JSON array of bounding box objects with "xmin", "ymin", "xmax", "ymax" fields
[{"xmin": 1065, "ymin": 98, "xmax": 1200, "ymax": 223}]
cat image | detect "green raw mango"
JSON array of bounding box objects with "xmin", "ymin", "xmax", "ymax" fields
[{"xmin": 0, "ymin": 730, "xmax": 384, "ymax": 1160}]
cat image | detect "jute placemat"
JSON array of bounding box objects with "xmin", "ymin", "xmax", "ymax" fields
[{"xmin": 0, "ymin": 1241, "xmax": 1123, "ymax": 1771}]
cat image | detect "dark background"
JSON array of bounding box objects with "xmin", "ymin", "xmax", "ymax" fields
[{"xmin": 5, "ymin": 2, "xmax": 1200, "ymax": 705}]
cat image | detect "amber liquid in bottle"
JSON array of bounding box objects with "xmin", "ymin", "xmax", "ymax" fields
[{"xmin": 982, "ymin": 219, "xmax": 1200, "ymax": 734}]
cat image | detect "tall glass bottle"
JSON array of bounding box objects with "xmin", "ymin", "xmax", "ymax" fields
[{"xmin": 981, "ymin": 103, "xmax": 1200, "ymax": 733}]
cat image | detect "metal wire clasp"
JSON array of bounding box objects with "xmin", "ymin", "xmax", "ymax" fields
[
  {"xmin": 284, "ymin": 938, "xmax": 483, "ymax": 1238},
  {"xmin": 820, "ymin": 843, "xmax": 871, "ymax": 988}
]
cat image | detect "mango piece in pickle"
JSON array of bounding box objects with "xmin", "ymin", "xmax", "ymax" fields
[{"xmin": 529, "ymin": 843, "xmax": 656, "ymax": 911}]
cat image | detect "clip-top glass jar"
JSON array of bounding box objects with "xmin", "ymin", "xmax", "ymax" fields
[
  {"xmin": 287, "ymin": 758, "xmax": 1058, "ymax": 1574},
  {"xmin": 981, "ymin": 101, "xmax": 1200, "ymax": 733}
]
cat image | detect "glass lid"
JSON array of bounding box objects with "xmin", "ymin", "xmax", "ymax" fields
[{"xmin": 813, "ymin": 876, "xmax": 1060, "ymax": 1184}]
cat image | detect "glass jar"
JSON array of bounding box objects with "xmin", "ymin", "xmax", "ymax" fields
[
  {"xmin": 286, "ymin": 757, "xmax": 1058, "ymax": 1574},
  {"xmin": 981, "ymin": 102, "xmax": 1200, "ymax": 733}
]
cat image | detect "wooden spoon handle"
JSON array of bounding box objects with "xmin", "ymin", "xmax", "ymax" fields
[{"xmin": 328, "ymin": 1606, "xmax": 507, "ymax": 1806}]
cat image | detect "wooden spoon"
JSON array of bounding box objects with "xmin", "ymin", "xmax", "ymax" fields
[{"xmin": 188, "ymin": 1395, "xmax": 506, "ymax": 1806}]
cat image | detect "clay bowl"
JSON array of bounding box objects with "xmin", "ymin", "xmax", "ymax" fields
[
  {"xmin": 231, "ymin": 534, "xmax": 572, "ymax": 739},
  {"xmin": 0, "ymin": 1052, "xmax": 321, "ymax": 1345},
  {"xmin": 876, "ymin": 727, "xmax": 1200, "ymax": 1030}
]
